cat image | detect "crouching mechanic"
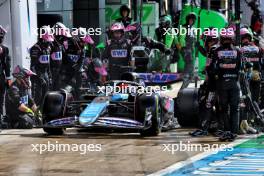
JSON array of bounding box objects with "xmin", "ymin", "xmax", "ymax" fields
[{"xmin": 5, "ymin": 66, "xmax": 39, "ymax": 129}]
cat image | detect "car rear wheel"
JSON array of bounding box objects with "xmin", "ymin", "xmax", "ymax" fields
[{"xmin": 175, "ymin": 88, "xmax": 200, "ymax": 127}]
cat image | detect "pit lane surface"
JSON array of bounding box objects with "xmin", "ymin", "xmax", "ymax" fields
[
  {"xmin": 0, "ymin": 128, "xmax": 235, "ymax": 176},
  {"xmin": 0, "ymin": 81, "xmax": 219, "ymax": 176}
]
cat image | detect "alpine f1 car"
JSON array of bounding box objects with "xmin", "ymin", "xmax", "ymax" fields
[{"xmin": 41, "ymin": 73, "xmax": 177, "ymax": 136}]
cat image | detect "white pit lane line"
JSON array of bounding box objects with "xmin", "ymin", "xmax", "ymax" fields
[{"xmin": 148, "ymin": 133, "xmax": 262, "ymax": 176}]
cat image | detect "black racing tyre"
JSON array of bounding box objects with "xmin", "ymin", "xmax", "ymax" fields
[
  {"xmin": 42, "ymin": 92, "xmax": 65, "ymax": 119},
  {"xmin": 42, "ymin": 92, "xmax": 66, "ymax": 135},
  {"xmin": 137, "ymin": 94, "xmax": 162, "ymax": 136},
  {"xmin": 43, "ymin": 127, "xmax": 65, "ymax": 135},
  {"xmin": 175, "ymin": 88, "xmax": 199, "ymax": 127}
]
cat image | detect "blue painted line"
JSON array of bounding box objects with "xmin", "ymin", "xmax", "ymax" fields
[{"xmin": 165, "ymin": 148, "xmax": 264, "ymax": 176}]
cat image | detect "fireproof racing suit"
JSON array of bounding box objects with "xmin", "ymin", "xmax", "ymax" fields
[
  {"xmin": 0, "ymin": 45, "xmax": 11, "ymax": 117},
  {"xmin": 210, "ymin": 46, "xmax": 242, "ymax": 134},
  {"xmin": 240, "ymin": 44, "xmax": 263, "ymax": 103},
  {"xmin": 5, "ymin": 81, "xmax": 36, "ymax": 129},
  {"xmin": 50, "ymin": 38, "xmax": 64, "ymax": 90},
  {"xmin": 103, "ymin": 38, "xmax": 132, "ymax": 80},
  {"xmin": 60, "ymin": 37, "xmax": 83, "ymax": 99},
  {"xmin": 30, "ymin": 41, "xmax": 51, "ymax": 105}
]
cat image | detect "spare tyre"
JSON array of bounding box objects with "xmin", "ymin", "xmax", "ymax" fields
[{"xmin": 175, "ymin": 88, "xmax": 199, "ymax": 127}]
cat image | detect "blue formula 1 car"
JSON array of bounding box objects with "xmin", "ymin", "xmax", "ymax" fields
[{"xmin": 41, "ymin": 74, "xmax": 177, "ymax": 136}]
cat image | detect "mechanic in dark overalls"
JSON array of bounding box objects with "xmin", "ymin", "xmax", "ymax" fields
[
  {"xmin": 0, "ymin": 26, "xmax": 11, "ymax": 129},
  {"xmin": 75, "ymin": 28, "xmax": 106, "ymax": 90},
  {"xmin": 116, "ymin": 4, "xmax": 132, "ymax": 27},
  {"xmin": 210, "ymin": 28, "xmax": 241, "ymax": 141},
  {"xmin": 6, "ymin": 66, "xmax": 38, "ymax": 129},
  {"xmin": 190, "ymin": 28, "xmax": 220, "ymax": 137},
  {"xmin": 59, "ymin": 24, "xmax": 83, "ymax": 99},
  {"xmin": 50, "ymin": 23, "xmax": 68, "ymax": 91},
  {"xmin": 240, "ymin": 27, "xmax": 263, "ymax": 134},
  {"xmin": 30, "ymin": 26, "xmax": 53, "ymax": 105},
  {"xmin": 103, "ymin": 22, "xmax": 132, "ymax": 80},
  {"xmin": 240, "ymin": 28, "xmax": 263, "ymax": 103}
]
